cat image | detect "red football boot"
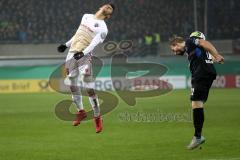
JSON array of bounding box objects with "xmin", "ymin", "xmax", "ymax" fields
[
  {"xmin": 94, "ymin": 116, "xmax": 103, "ymax": 133},
  {"xmin": 72, "ymin": 110, "xmax": 87, "ymax": 126}
]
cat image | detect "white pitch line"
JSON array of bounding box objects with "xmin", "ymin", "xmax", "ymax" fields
[{"xmin": 199, "ymin": 158, "xmax": 240, "ymax": 160}]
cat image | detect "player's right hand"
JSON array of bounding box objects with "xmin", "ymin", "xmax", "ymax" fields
[
  {"xmin": 214, "ymin": 54, "xmax": 224, "ymax": 64},
  {"xmin": 57, "ymin": 44, "xmax": 67, "ymax": 53}
]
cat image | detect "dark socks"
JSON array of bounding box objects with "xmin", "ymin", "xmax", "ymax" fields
[{"xmin": 193, "ymin": 108, "xmax": 204, "ymax": 138}]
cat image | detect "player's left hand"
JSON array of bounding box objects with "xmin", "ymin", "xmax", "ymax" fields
[{"xmin": 73, "ymin": 52, "xmax": 84, "ymax": 60}]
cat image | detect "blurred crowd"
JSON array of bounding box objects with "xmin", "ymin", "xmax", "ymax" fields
[{"xmin": 0, "ymin": 0, "xmax": 239, "ymax": 45}]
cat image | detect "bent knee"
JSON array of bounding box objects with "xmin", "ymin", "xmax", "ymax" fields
[
  {"xmin": 192, "ymin": 101, "xmax": 203, "ymax": 109},
  {"xmin": 87, "ymin": 88, "xmax": 95, "ymax": 97}
]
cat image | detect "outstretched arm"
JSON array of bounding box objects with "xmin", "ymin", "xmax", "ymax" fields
[
  {"xmin": 198, "ymin": 39, "xmax": 224, "ymax": 64},
  {"xmin": 70, "ymin": 31, "xmax": 108, "ymax": 60},
  {"xmin": 82, "ymin": 32, "xmax": 107, "ymax": 55},
  {"xmin": 57, "ymin": 37, "xmax": 74, "ymax": 53}
]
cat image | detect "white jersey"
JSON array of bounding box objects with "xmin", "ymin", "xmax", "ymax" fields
[{"xmin": 67, "ymin": 14, "xmax": 108, "ymax": 55}]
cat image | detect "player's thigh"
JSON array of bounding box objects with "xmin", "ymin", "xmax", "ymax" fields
[
  {"xmin": 65, "ymin": 52, "xmax": 79, "ymax": 78},
  {"xmin": 190, "ymin": 79, "xmax": 210, "ymax": 103},
  {"xmin": 81, "ymin": 63, "xmax": 96, "ymax": 93},
  {"xmin": 82, "ymin": 75, "xmax": 95, "ymax": 91},
  {"xmin": 82, "ymin": 63, "xmax": 95, "ymax": 82}
]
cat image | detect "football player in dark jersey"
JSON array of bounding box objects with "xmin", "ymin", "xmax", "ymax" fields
[{"xmin": 169, "ymin": 31, "xmax": 224, "ymax": 150}]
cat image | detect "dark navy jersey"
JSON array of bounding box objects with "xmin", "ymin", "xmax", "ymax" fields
[{"xmin": 185, "ymin": 37, "xmax": 217, "ymax": 80}]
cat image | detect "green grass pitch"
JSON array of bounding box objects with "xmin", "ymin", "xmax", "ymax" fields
[{"xmin": 0, "ymin": 89, "xmax": 240, "ymax": 160}]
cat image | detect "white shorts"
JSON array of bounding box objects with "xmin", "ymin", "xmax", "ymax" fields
[
  {"xmin": 65, "ymin": 52, "xmax": 93, "ymax": 78},
  {"xmin": 65, "ymin": 52, "xmax": 95, "ymax": 89}
]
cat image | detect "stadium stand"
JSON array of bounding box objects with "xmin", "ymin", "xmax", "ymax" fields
[{"xmin": 0, "ymin": 0, "xmax": 239, "ymax": 45}]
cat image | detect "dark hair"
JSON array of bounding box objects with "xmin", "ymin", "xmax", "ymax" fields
[
  {"xmin": 169, "ymin": 36, "xmax": 184, "ymax": 45},
  {"xmin": 108, "ymin": 3, "xmax": 115, "ymax": 13}
]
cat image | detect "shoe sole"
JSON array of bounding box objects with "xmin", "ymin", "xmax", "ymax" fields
[
  {"xmin": 72, "ymin": 115, "xmax": 87, "ymax": 126},
  {"xmin": 187, "ymin": 139, "xmax": 205, "ymax": 150},
  {"xmin": 96, "ymin": 129, "xmax": 102, "ymax": 133}
]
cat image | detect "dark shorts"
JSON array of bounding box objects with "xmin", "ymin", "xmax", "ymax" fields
[{"xmin": 190, "ymin": 78, "xmax": 215, "ymax": 103}]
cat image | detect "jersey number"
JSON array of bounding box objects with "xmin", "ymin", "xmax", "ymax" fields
[
  {"xmin": 191, "ymin": 88, "xmax": 195, "ymax": 96},
  {"xmin": 205, "ymin": 52, "xmax": 214, "ymax": 64}
]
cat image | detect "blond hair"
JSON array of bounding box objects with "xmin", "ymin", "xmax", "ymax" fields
[{"xmin": 169, "ymin": 36, "xmax": 184, "ymax": 46}]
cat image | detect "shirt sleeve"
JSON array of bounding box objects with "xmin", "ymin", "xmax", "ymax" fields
[
  {"xmin": 82, "ymin": 30, "xmax": 108, "ymax": 55},
  {"xmin": 65, "ymin": 37, "xmax": 73, "ymax": 47},
  {"xmin": 189, "ymin": 37, "xmax": 200, "ymax": 46}
]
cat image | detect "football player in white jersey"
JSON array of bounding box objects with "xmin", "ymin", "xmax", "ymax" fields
[{"xmin": 57, "ymin": 3, "xmax": 115, "ymax": 133}]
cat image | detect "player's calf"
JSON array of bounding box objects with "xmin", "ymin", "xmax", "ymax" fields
[{"xmin": 87, "ymin": 88, "xmax": 103, "ymax": 133}]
